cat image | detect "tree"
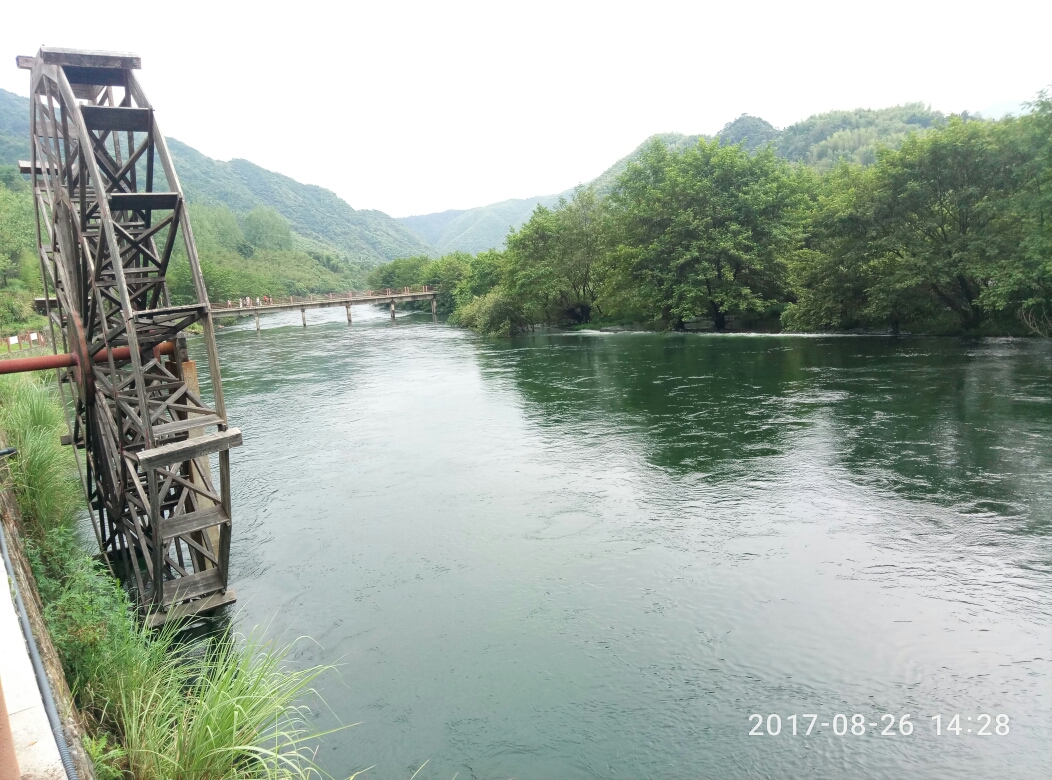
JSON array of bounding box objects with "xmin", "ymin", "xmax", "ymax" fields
[
  {"xmin": 1000, "ymin": 91, "xmax": 1052, "ymax": 336},
  {"xmin": 784, "ymin": 164, "xmax": 937, "ymax": 332},
  {"xmin": 504, "ymin": 187, "xmax": 608, "ymax": 324},
  {"xmin": 717, "ymin": 114, "xmax": 779, "ymax": 153},
  {"xmin": 422, "ymin": 252, "xmax": 471, "ymax": 314},
  {"xmin": 608, "ymin": 138, "xmax": 803, "ymax": 330},
  {"xmin": 453, "ymin": 250, "xmax": 504, "ymax": 307},
  {"xmin": 242, "ymin": 207, "xmax": 293, "ymax": 251},
  {"xmin": 0, "ymin": 183, "xmax": 34, "ymax": 286},
  {"xmin": 861, "ymin": 118, "xmax": 1026, "ymax": 330},
  {"xmin": 367, "ymin": 255, "xmax": 430, "ymax": 290}
]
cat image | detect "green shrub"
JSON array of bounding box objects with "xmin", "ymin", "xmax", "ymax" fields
[{"xmin": 450, "ymin": 288, "xmax": 531, "ymax": 336}]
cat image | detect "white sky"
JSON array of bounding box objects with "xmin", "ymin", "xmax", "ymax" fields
[{"xmin": 2, "ymin": 0, "xmax": 1049, "ymax": 218}]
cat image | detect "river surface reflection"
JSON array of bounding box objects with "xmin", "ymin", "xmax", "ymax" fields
[{"xmin": 194, "ymin": 306, "xmax": 1052, "ymax": 780}]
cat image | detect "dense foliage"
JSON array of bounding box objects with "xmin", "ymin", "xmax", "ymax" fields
[
  {"xmin": 0, "ymin": 170, "xmax": 45, "ymax": 336},
  {"xmin": 398, "ymin": 104, "xmax": 955, "ymax": 255},
  {"xmin": 371, "ymin": 95, "xmax": 1052, "ymax": 337}
]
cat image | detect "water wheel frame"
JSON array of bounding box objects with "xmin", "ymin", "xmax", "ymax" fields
[{"xmin": 21, "ymin": 48, "xmax": 241, "ymax": 625}]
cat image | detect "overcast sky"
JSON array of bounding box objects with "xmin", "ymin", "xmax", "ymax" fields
[{"xmin": 3, "ymin": 0, "xmax": 1049, "ymax": 217}]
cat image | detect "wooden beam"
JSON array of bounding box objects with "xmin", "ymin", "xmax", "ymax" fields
[
  {"xmin": 18, "ymin": 160, "xmax": 59, "ymax": 175},
  {"xmin": 81, "ymin": 105, "xmax": 151, "ymax": 132},
  {"xmin": 146, "ymin": 589, "xmax": 237, "ymax": 627},
  {"xmin": 40, "ymin": 47, "xmax": 140, "ymax": 70},
  {"xmin": 109, "ymin": 192, "xmax": 180, "ymax": 211},
  {"xmin": 135, "ymin": 428, "xmax": 242, "ymax": 468}
]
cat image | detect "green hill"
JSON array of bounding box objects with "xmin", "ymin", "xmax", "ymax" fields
[
  {"xmin": 0, "ymin": 88, "xmax": 433, "ymax": 266},
  {"xmin": 397, "ymin": 105, "xmax": 949, "ymax": 254},
  {"xmin": 0, "ymin": 89, "xmax": 30, "ymax": 168},
  {"xmin": 167, "ymin": 140, "xmax": 433, "ymax": 263},
  {"xmin": 400, "ymin": 195, "xmax": 564, "ymax": 256},
  {"xmin": 396, "ymin": 133, "xmax": 710, "ymax": 255},
  {"xmin": 718, "ymin": 103, "xmax": 947, "ymax": 166}
]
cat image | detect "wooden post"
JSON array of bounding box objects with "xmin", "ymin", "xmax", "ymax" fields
[
  {"xmin": 301, "ymin": 307, "xmax": 307, "ymax": 327},
  {"xmin": 431, "ymin": 298, "xmax": 437, "ymax": 316},
  {"xmin": 254, "ymin": 312, "xmax": 260, "ymax": 332},
  {"xmin": 390, "ymin": 300, "xmax": 396, "ymax": 320},
  {"xmin": 345, "ymin": 303, "xmax": 352, "ymax": 325},
  {"xmin": 181, "ymin": 360, "xmax": 221, "ymax": 568}
]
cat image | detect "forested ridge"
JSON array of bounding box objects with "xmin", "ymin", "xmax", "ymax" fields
[
  {"xmin": 1, "ymin": 85, "xmax": 1048, "ymax": 337},
  {"xmin": 372, "ymin": 94, "xmax": 1052, "ymax": 337},
  {"xmin": 397, "ymin": 104, "xmax": 951, "ymax": 254}
]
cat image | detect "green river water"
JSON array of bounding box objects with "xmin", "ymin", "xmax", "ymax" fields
[{"xmin": 193, "ymin": 304, "xmax": 1051, "ymax": 780}]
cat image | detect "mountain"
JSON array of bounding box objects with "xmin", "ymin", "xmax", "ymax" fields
[
  {"xmin": 399, "ymin": 195, "xmax": 563, "ymax": 257},
  {"xmin": 396, "ymin": 104, "xmax": 948, "ymax": 254},
  {"xmin": 0, "ymin": 88, "xmax": 432, "ymax": 265},
  {"xmin": 0, "ymin": 89, "xmax": 30, "ymax": 167},
  {"xmin": 0, "ymin": 88, "xmax": 962, "ymax": 260},
  {"xmin": 396, "ymin": 132, "xmax": 710, "ymax": 256},
  {"xmin": 167, "ymin": 140, "xmax": 433, "ymax": 264}
]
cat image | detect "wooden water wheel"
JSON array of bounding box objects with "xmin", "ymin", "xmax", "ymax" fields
[{"xmin": 15, "ymin": 48, "xmax": 241, "ymax": 625}]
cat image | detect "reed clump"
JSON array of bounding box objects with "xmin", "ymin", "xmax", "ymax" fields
[{"xmin": 0, "ymin": 372, "xmax": 337, "ymax": 779}]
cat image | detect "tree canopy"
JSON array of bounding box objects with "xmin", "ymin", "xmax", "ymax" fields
[{"xmin": 368, "ymin": 93, "xmax": 1051, "ymax": 339}]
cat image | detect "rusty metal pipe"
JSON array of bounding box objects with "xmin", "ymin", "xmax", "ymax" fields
[{"xmin": 0, "ymin": 341, "xmax": 176, "ymax": 375}]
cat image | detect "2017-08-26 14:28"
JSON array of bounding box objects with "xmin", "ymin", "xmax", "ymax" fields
[{"xmin": 748, "ymin": 713, "xmax": 1010, "ymax": 736}]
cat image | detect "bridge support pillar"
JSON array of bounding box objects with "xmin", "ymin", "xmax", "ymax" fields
[
  {"xmin": 301, "ymin": 308, "xmax": 306, "ymax": 328},
  {"xmin": 390, "ymin": 300, "xmax": 396, "ymax": 321},
  {"xmin": 254, "ymin": 312, "xmax": 260, "ymax": 332},
  {"xmin": 345, "ymin": 303, "xmax": 352, "ymax": 325},
  {"xmin": 431, "ymin": 298, "xmax": 437, "ymax": 319}
]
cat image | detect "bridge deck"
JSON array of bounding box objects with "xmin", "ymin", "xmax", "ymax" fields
[
  {"xmin": 36, "ymin": 289, "xmax": 439, "ymax": 319},
  {"xmin": 215, "ymin": 289, "xmax": 436, "ymax": 316}
]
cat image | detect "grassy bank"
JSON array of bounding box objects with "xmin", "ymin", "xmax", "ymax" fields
[{"xmin": 0, "ymin": 372, "xmax": 336, "ymax": 779}]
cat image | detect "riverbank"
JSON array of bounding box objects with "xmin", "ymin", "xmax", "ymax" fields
[{"xmin": 0, "ymin": 372, "xmax": 336, "ymax": 779}]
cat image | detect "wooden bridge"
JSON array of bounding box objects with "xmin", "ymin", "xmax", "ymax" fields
[
  {"xmin": 36, "ymin": 286, "xmax": 440, "ymax": 330},
  {"xmin": 215, "ymin": 286, "xmax": 439, "ymax": 329}
]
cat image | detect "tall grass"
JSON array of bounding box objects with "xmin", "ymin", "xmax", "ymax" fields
[
  {"xmin": 0, "ymin": 372, "xmax": 82, "ymax": 534},
  {"xmin": 0, "ymin": 372, "xmax": 340, "ymax": 779}
]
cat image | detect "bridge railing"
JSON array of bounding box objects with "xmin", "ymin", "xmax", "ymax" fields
[{"xmin": 211, "ymin": 286, "xmax": 434, "ymax": 309}]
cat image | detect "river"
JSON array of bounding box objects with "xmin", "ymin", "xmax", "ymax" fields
[{"xmin": 192, "ymin": 304, "xmax": 1052, "ymax": 780}]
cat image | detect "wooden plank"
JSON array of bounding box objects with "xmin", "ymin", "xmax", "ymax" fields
[
  {"xmin": 81, "ymin": 105, "xmax": 151, "ymax": 132},
  {"xmin": 15, "ymin": 55, "xmax": 35, "ymax": 70},
  {"xmin": 162, "ymin": 505, "xmax": 228, "ymax": 541},
  {"xmin": 160, "ymin": 567, "xmax": 223, "ymax": 607},
  {"xmin": 18, "ymin": 160, "xmax": 60, "ymax": 175},
  {"xmin": 71, "ymin": 83, "xmax": 105, "ymax": 101},
  {"xmin": 152, "ymin": 413, "xmax": 223, "ymax": 438},
  {"xmin": 147, "ymin": 588, "xmax": 236, "ymax": 627},
  {"xmin": 130, "ymin": 303, "xmax": 205, "ymax": 320},
  {"xmin": 108, "ymin": 192, "xmax": 179, "ymax": 211},
  {"xmin": 40, "ymin": 47, "xmax": 140, "ymax": 70},
  {"xmin": 135, "ymin": 428, "xmax": 242, "ymax": 468}
]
